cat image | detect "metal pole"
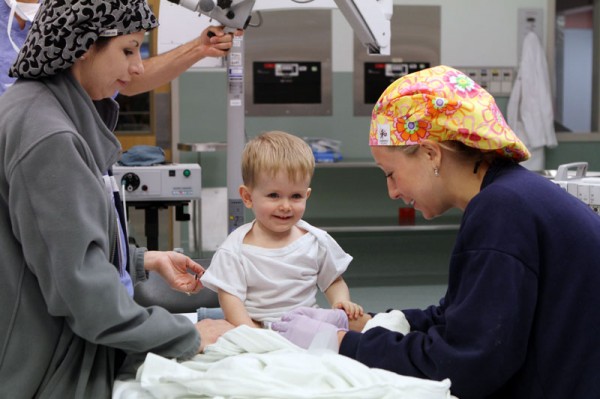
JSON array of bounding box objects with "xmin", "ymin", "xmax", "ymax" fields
[{"xmin": 226, "ymin": 35, "xmax": 246, "ymax": 233}]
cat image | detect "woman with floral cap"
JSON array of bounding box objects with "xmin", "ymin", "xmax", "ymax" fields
[
  {"xmin": 0, "ymin": 0, "xmax": 233, "ymax": 397},
  {"xmin": 273, "ymin": 65, "xmax": 600, "ymax": 398}
]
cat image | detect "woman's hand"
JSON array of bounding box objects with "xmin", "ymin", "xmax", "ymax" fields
[
  {"xmin": 196, "ymin": 319, "xmax": 234, "ymax": 352},
  {"xmin": 272, "ymin": 314, "xmax": 341, "ymax": 351},
  {"xmin": 285, "ymin": 307, "xmax": 348, "ymax": 330},
  {"xmin": 144, "ymin": 250, "xmax": 205, "ymax": 294},
  {"xmin": 199, "ymin": 26, "xmax": 244, "ymax": 57}
]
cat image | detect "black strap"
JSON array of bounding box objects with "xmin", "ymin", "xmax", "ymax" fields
[{"xmin": 107, "ymin": 169, "xmax": 131, "ymax": 270}]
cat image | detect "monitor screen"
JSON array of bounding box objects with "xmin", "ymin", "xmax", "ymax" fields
[
  {"xmin": 253, "ymin": 61, "xmax": 322, "ymax": 104},
  {"xmin": 364, "ymin": 62, "xmax": 430, "ymax": 104}
]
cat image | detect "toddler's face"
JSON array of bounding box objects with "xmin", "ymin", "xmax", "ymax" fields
[{"xmin": 247, "ymin": 171, "xmax": 311, "ymax": 235}]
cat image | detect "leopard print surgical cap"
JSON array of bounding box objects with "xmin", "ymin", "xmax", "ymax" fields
[{"xmin": 10, "ymin": 0, "xmax": 158, "ymax": 79}]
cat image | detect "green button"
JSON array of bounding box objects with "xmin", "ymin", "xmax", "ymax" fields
[{"xmin": 183, "ymin": 169, "xmax": 191, "ymax": 177}]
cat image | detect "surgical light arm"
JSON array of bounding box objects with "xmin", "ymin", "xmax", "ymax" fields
[
  {"xmin": 167, "ymin": 0, "xmax": 392, "ymax": 56},
  {"xmin": 333, "ymin": 0, "xmax": 392, "ymax": 56},
  {"xmin": 166, "ymin": 0, "xmax": 255, "ymax": 30}
]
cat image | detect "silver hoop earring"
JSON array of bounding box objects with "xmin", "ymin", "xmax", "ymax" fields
[{"xmin": 434, "ymin": 167, "xmax": 440, "ymax": 177}]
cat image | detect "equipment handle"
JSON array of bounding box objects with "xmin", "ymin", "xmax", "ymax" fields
[{"xmin": 555, "ymin": 162, "xmax": 588, "ymax": 181}]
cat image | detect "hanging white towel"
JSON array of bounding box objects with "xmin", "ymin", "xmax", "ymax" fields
[{"xmin": 507, "ymin": 30, "xmax": 557, "ymax": 170}]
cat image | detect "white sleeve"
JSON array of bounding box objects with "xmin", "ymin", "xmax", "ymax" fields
[
  {"xmin": 200, "ymin": 248, "xmax": 248, "ymax": 301},
  {"xmin": 315, "ymin": 231, "xmax": 353, "ymax": 292}
]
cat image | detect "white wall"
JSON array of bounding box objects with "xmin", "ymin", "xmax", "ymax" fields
[{"xmin": 332, "ymin": 0, "xmax": 549, "ymax": 72}]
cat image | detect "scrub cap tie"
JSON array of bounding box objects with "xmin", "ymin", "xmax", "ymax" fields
[
  {"xmin": 10, "ymin": 0, "xmax": 158, "ymax": 79},
  {"xmin": 369, "ymin": 65, "xmax": 530, "ymax": 162}
]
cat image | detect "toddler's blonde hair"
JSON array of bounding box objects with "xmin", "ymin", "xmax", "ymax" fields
[{"xmin": 242, "ymin": 131, "xmax": 315, "ymax": 188}]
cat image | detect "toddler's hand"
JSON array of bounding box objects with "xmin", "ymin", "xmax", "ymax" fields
[{"xmin": 333, "ymin": 301, "xmax": 364, "ymax": 321}]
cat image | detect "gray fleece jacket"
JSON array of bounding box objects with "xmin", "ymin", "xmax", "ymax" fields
[{"xmin": 0, "ymin": 72, "xmax": 199, "ymax": 398}]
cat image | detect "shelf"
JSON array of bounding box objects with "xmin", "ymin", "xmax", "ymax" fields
[
  {"xmin": 306, "ymin": 217, "xmax": 461, "ymax": 234},
  {"xmin": 315, "ymin": 159, "xmax": 376, "ymax": 168},
  {"xmin": 178, "ymin": 142, "xmax": 227, "ymax": 152},
  {"xmin": 320, "ymin": 224, "xmax": 460, "ymax": 233}
]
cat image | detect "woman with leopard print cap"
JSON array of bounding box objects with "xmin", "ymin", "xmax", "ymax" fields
[{"xmin": 0, "ymin": 1, "xmax": 233, "ymax": 397}]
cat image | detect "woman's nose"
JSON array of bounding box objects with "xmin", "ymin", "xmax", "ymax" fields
[
  {"xmin": 130, "ymin": 56, "xmax": 144, "ymax": 76},
  {"xmin": 387, "ymin": 180, "xmax": 401, "ymax": 200}
]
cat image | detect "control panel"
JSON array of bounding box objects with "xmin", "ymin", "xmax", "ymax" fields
[
  {"xmin": 112, "ymin": 164, "xmax": 201, "ymax": 202},
  {"xmin": 458, "ymin": 66, "xmax": 515, "ymax": 96},
  {"xmin": 552, "ymin": 162, "xmax": 600, "ymax": 216}
]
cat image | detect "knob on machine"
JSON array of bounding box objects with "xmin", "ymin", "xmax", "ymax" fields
[{"xmin": 121, "ymin": 172, "xmax": 141, "ymax": 192}]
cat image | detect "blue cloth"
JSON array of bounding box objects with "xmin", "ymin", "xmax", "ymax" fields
[
  {"xmin": 197, "ymin": 307, "xmax": 225, "ymax": 321},
  {"xmin": 340, "ymin": 160, "xmax": 600, "ymax": 399},
  {"xmin": 118, "ymin": 145, "xmax": 165, "ymax": 166},
  {"xmin": 0, "ymin": 1, "xmax": 31, "ymax": 95}
]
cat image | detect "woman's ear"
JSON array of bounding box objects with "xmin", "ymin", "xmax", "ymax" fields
[
  {"xmin": 239, "ymin": 185, "xmax": 253, "ymax": 209},
  {"xmin": 78, "ymin": 45, "xmax": 96, "ymax": 61},
  {"xmin": 419, "ymin": 139, "xmax": 442, "ymax": 163}
]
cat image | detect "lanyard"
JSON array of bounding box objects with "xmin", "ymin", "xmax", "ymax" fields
[
  {"xmin": 102, "ymin": 172, "xmax": 130, "ymax": 275},
  {"xmin": 5, "ymin": 0, "xmax": 39, "ymax": 52},
  {"xmin": 6, "ymin": 0, "xmax": 21, "ymax": 52}
]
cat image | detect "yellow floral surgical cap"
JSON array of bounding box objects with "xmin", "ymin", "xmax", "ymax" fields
[{"xmin": 369, "ymin": 65, "xmax": 530, "ymax": 162}]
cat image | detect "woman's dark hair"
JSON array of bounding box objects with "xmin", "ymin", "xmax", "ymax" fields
[{"xmin": 94, "ymin": 36, "xmax": 112, "ymax": 51}]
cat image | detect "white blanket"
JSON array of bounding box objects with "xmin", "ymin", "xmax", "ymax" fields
[{"xmin": 113, "ymin": 325, "xmax": 453, "ymax": 399}]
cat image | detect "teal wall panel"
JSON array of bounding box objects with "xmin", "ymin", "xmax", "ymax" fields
[{"xmin": 546, "ymin": 142, "xmax": 600, "ymax": 170}]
